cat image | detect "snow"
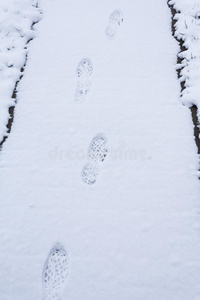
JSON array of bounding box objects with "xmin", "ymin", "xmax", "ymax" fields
[
  {"xmin": 169, "ymin": 0, "xmax": 200, "ymax": 107},
  {"xmin": 0, "ymin": 0, "xmax": 41, "ymax": 143},
  {"xmin": 0, "ymin": 0, "xmax": 200, "ymax": 299}
]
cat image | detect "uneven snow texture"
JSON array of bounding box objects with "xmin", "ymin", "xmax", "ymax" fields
[
  {"xmin": 169, "ymin": 0, "xmax": 200, "ymax": 108},
  {"xmin": 0, "ymin": 0, "xmax": 41, "ymax": 143},
  {"xmin": 42, "ymin": 243, "xmax": 68, "ymax": 300}
]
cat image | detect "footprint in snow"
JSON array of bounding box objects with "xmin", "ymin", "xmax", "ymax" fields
[
  {"xmin": 75, "ymin": 58, "xmax": 93, "ymax": 102},
  {"xmin": 82, "ymin": 133, "xmax": 108, "ymax": 185},
  {"xmin": 42, "ymin": 243, "xmax": 68, "ymax": 300},
  {"xmin": 105, "ymin": 10, "xmax": 123, "ymax": 40}
]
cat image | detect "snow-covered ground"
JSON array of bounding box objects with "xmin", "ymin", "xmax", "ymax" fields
[{"xmin": 0, "ymin": 0, "xmax": 200, "ymax": 299}]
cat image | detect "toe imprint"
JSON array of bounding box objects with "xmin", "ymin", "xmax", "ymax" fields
[
  {"xmin": 109, "ymin": 10, "xmax": 123, "ymax": 25},
  {"xmin": 88, "ymin": 133, "xmax": 108, "ymax": 163}
]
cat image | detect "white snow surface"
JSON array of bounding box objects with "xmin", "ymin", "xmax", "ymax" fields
[
  {"xmin": 1, "ymin": 0, "xmax": 200, "ymax": 299},
  {"xmin": 169, "ymin": 0, "xmax": 200, "ymax": 108},
  {"xmin": 0, "ymin": 0, "xmax": 41, "ymax": 143}
]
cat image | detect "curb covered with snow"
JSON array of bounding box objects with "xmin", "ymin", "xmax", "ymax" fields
[
  {"xmin": 0, "ymin": 0, "xmax": 41, "ymax": 145},
  {"xmin": 169, "ymin": 0, "xmax": 200, "ymax": 108}
]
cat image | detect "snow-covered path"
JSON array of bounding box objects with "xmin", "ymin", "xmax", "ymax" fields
[{"xmin": 0, "ymin": 0, "xmax": 200, "ymax": 299}]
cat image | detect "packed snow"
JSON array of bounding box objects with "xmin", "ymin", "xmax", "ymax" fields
[{"xmin": 0, "ymin": 0, "xmax": 200, "ymax": 299}]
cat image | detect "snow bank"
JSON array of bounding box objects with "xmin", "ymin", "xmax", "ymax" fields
[
  {"xmin": 0, "ymin": 0, "xmax": 41, "ymax": 144},
  {"xmin": 169, "ymin": 0, "xmax": 200, "ymax": 107}
]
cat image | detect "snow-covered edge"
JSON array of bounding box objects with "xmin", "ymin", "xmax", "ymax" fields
[
  {"xmin": 168, "ymin": 0, "xmax": 200, "ymax": 107},
  {"xmin": 168, "ymin": 0, "xmax": 200, "ymax": 161},
  {"xmin": 0, "ymin": 0, "xmax": 42, "ymax": 147}
]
